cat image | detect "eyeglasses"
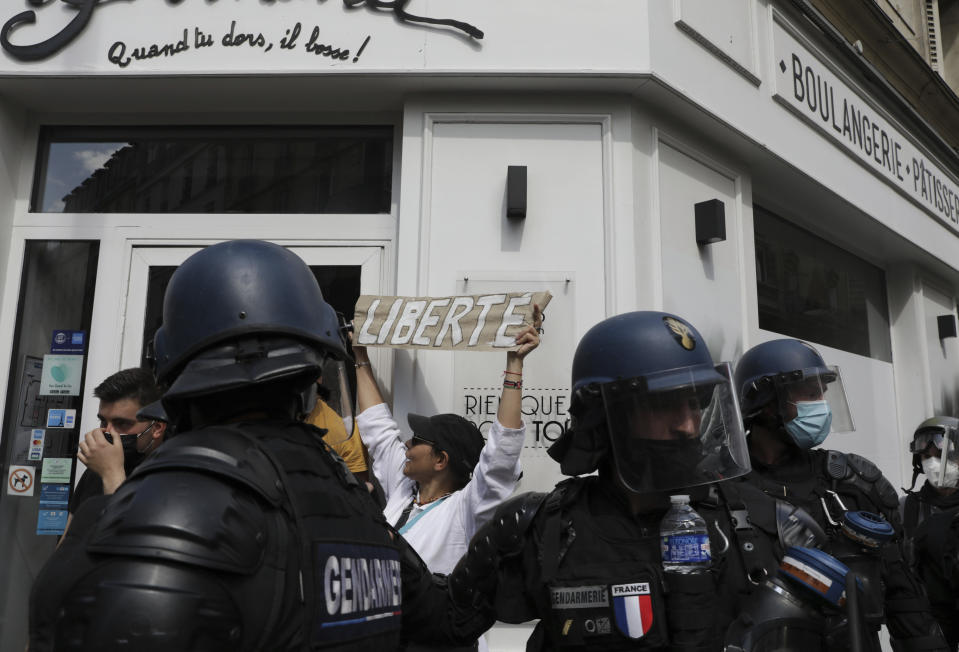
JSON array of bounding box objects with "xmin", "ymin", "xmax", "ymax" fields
[
  {"xmin": 133, "ymin": 420, "xmax": 157, "ymax": 439},
  {"xmin": 104, "ymin": 421, "xmax": 157, "ymax": 445},
  {"xmin": 408, "ymin": 435, "xmax": 442, "ymax": 453}
]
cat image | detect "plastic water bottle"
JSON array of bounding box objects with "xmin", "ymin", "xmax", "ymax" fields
[{"xmin": 660, "ymin": 494, "xmax": 711, "ymax": 574}]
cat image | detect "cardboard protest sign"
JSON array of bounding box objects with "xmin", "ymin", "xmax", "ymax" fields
[{"xmin": 354, "ymin": 292, "xmax": 551, "ymax": 351}]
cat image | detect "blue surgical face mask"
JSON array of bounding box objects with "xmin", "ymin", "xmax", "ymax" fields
[{"xmin": 784, "ymin": 400, "xmax": 832, "ymax": 449}]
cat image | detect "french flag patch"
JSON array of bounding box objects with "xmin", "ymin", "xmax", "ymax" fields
[{"xmin": 611, "ymin": 582, "xmax": 653, "ymax": 639}]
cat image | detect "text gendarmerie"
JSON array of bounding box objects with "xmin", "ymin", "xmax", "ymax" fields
[
  {"xmin": 323, "ymin": 553, "xmax": 402, "ymax": 616},
  {"xmin": 550, "ymin": 585, "xmax": 610, "ymax": 609}
]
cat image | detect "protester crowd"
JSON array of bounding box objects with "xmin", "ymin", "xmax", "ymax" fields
[{"xmin": 27, "ymin": 240, "xmax": 959, "ymax": 652}]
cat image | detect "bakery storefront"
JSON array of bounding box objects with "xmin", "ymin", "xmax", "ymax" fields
[{"xmin": 1, "ymin": 2, "xmax": 958, "ymax": 649}]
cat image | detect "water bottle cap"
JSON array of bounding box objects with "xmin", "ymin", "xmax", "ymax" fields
[{"xmin": 669, "ymin": 494, "xmax": 690, "ymax": 504}]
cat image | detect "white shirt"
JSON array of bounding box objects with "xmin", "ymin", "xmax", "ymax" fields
[{"xmin": 358, "ymin": 402, "xmax": 525, "ymax": 575}]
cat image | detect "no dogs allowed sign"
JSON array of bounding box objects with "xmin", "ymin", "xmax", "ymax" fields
[{"xmin": 7, "ymin": 465, "xmax": 35, "ymax": 496}]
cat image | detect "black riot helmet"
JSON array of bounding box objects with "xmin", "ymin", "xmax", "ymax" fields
[
  {"xmin": 734, "ymin": 339, "xmax": 854, "ymax": 448},
  {"xmin": 548, "ymin": 311, "xmax": 751, "ymax": 494},
  {"xmin": 153, "ymin": 240, "xmax": 350, "ymax": 428}
]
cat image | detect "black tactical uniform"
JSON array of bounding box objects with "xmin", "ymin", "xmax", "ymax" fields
[
  {"xmin": 901, "ymin": 417, "xmax": 959, "ymax": 652},
  {"xmin": 451, "ymin": 475, "xmax": 818, "ymax": 651},
  {"xmin": 446, "ymin": 311, "xmax": 827, "ymax": 651},
  {"xmin": 902, "ymin": 484, "xmax": 959, "ymax": 651},
  {"xmin": 745, "ymin": 448, "xmax": 942, "ymax": 651},
  {"xmin": 28, "ymin": 241, "xmax": 479, "ymax": 651},
  {"xmin": 735, "ymin": 339, "xmax": 946, "ymax": 652},
  {"xmin": 30, "ymin": 421, "xmax": 460, "ymax": 650}
]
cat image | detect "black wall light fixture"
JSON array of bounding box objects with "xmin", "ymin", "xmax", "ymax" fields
[
  {"xmin": 507, "ymin": 165, "xmax": 527, "ymax": 219},
  {"xmin": 695, "ymin": 199, "xmax": 726, "ymax": 245},
  {"xmin": 938, "ymin": 314, "xmax": 957, "ymax": 340}
]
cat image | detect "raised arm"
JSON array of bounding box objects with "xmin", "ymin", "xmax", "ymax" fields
[
  {"xmin": 351, "ymin": 345, "xmax": 414, "ymax": 503},
  {"xmin": 497, "ymin": 303, "xmax": 542, "ymax": 428},
  {"xmin": 459, "ymin": 305, "xmax": 542, "ymax": 536},
  {"xmin": 353, "ymin": 345, "xmax": 384, "ymax": 413}
]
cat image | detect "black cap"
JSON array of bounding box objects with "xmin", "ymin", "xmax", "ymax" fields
[
  {"xmin": 136, "ymin": 399, "xmax": 169, "ymax": 423},
  {"xmin": 407, "ymin": 413, "xmax": 485, "ymax": 482}
]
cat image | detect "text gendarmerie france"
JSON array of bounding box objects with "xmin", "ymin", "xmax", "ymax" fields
[{"xmin": 790, "ymin": 52, "xmax": 959, "ymax": 225}]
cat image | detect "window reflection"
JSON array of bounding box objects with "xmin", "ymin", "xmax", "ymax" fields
[
  {"xmin": 755, "ymin": 207, "xmax": 892, "ymax": 362},
  {"xmin": 33, "ymin": 127, "xmax": 393, "ymax": 214}
]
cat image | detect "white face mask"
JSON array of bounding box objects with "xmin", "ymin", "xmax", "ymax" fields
[{"xmin": 922, "ymin": 456, "xmax": 959, "ymax": 488}]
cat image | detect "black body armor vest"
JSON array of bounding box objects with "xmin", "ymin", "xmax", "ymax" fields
[
  {"xmin": 518, "ymin": 478, "xmax": 781, "ymax": 651},
  {"xmin": 30, "ymin": 420, "xmax": 404, "ymax": 652}
]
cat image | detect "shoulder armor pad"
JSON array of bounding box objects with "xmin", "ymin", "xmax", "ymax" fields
[
  {"xmin": 449, "ymin": 491, "xmax": 547, "ymax": 606},
  {"xmin": 832, "ymin": 452, "xmax": 900, "ymax": 521},
  {"xmin": 87, "ymin": 467, "xmax": 272, "ymax": 574},
  {"xmin": 848, "ymin": 453, "xmax": 900, "ymax": 511},
  {"xmin": 131, "ymin": 426, "xmax": 285, "ymax": 506},
  {"xmin": 488, "ymin": 491, "xmax": 549, "ymax": 549},
  {"xmin": 846, "ymin": 453, "xmax": 882, "ymax": 482}
]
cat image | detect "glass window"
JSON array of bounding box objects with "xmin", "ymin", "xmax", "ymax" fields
[
  {"xmin": 754, "ymin": 207, "xmax": 892, "ymax": 362},
  {"xmin": 0, "ymin": 241, "xmax": 99, "ymax": 651},
  {"xmin": 32, "ymin": 126, "xmax": 393, "ymax": 214}
]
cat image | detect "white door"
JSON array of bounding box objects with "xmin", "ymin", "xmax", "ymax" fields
[
  {"xmin": 120, "ymin": 245, "xmax": 384, "ymax": 369},
  {"xmin": 414, "ymin": 119, "xmax": 608, "ymax": 496}
]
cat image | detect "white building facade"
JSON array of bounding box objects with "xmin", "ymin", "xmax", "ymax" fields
[{"xmin": 1, "ymin": 1, "xmax": 958, "ymax": 649}]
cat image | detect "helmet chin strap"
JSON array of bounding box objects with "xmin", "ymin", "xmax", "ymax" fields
[{"xmin": 906, "ymin": 466, "xmax": 920, "ymax": 493}]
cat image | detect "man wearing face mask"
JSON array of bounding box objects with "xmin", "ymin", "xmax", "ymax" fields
[
  {"xmin": 901, "ymin": 417, "xmax": 959, "ymax": 651},
  {"xmin": 734, "ymin": 339, "xmax": 945, "ymax": 652},
  {"xmin": 66, "ymin": 368, "xmax": 167, "ymax": 531}
]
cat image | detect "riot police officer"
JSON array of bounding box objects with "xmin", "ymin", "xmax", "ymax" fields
[
  {"xmin": 444, "ymin": 311, "xmax": 826, "ymax": 651},
  {"xmin": 902, "ymin": 417, "xmax": 959, "ymax": 651},
  {"xmin": 28, "ymin": 240, "xmax": 481, "ymax": 651},
  {"xmin": 734, "ymin": 338, "xmax": 946, "ymax": 652}
]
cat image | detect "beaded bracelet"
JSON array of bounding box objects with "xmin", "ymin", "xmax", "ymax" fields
[{"xmin": 503, "ymin": 378, "xmax": 523, "ymax": 390}]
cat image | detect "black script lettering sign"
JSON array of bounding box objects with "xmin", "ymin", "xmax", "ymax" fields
[
  {"xmin": 222, "ymin": 20, "xmax": 268, "ymax": 49},
  {"xmin": 2, "ymin": 0, "xmax": 100, "ymax": 62},
  {"xmin": 1, "ymin": 0, "xmax": 483, "ymax": 62},
  {"xmin": 342, "ymin": 0, "xmax": 483, "ymax": 39},
  {"xmin": 108, "ymin": 29, "xmax": 190, "ymax": 68},
  {"xmin": 305, "ymin": 27, "xmax": 350, "ymax": 60}
]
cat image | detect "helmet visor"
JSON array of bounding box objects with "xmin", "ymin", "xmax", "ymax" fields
[
  {"xmin": 600, "ymin": 362, "xmax": 751, "ymax": 494},
  {"xmin": 912, "ymin": 428, "xmax": 959, "ymax": 460},
  {"xmin": 312, "ymin": 358, "xmax": 356, "ymax": 446},
  {"xmin": 775, "ymin": 365, "xmax": 854, "ymax": 433}
]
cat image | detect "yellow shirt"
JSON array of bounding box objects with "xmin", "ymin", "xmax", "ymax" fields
[{"xmin": 306, "ymin": 399, "xmax": 368, "ymax": 474}]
